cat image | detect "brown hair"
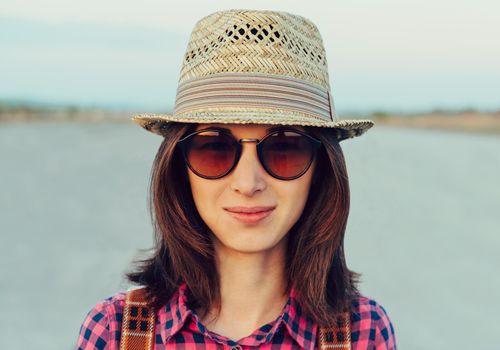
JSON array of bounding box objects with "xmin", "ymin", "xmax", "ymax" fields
[{"xmin": 126, "ymin": 121, "xmax": 362, "ymax": 327}]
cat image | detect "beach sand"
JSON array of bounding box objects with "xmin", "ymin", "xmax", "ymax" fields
[{"xmin": 0, "ymin": 121, "xmax": 499, "ymax": 349}]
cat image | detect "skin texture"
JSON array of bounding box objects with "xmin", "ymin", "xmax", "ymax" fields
[{"xmin": 187, "ymin": 123, "xmax": 316, "ymax": 341}]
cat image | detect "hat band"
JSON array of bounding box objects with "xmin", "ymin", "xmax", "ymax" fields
[{"xmin": 173, "ymin": 73, "xmax": 334, "ymax": 122}]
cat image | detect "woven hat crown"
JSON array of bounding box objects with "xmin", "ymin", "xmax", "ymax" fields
[
  {"xmin": 179, "ymin": 9, "xmax": 331, "ymax": 91},
  {"xmin": 131, "ymin": 9, "xmax": 374, "ymax": 141}
]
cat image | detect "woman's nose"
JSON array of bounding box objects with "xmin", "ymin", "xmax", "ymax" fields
[{"xmin": 229, "ymin": 143, "xmax": 267, "ymax": 196}]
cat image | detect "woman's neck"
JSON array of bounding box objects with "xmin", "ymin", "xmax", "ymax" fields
[{"xmin": 198, "ymin": 237, "xmax": 289, "ymax": 340}]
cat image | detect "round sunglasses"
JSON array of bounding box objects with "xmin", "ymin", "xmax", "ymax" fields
[{"xmin": 176, "ymin": 127, "xmax": 322, "ymax": 180}]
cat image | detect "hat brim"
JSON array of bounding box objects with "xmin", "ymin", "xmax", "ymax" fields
[{"xmin": 131, "ymin": 113, "xmax": 374, "ymax": 142}]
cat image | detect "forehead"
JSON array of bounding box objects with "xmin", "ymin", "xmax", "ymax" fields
[{"xmin": 193, "ymin": 123, "xmax": 306, "ymax": 133}]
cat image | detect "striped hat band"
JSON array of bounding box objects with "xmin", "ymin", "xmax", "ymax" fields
[{"xmin": 173, "ymin": 73, "xmax": 335, "ymax": 123}]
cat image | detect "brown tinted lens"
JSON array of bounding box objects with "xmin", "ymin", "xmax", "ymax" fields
[
  {"xmin": 261, "ymin": 131, "xmax": 313, "ymax": 178},
  {"xmin": 185, "ymin": 131, "xmax": 237, "ymax": 177}
]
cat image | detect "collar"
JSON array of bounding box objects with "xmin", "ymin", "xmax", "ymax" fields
[{"xmin": 157, "ymin": 282, "xmax": 317, "ymax": 350}]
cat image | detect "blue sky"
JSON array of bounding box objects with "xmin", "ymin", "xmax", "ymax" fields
[{"xmin": 1, "ymin": 0, "xmax": 499, "ymax": 113}]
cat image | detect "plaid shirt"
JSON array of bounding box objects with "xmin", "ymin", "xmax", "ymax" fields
[{"xmin": 76, "ymin": 282, "xmax": 396, "ymax": 349}]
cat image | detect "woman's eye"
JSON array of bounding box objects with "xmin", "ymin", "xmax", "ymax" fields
[
  {"xmin": 268, "ymin": 141, "xmax": 299, "ymax": 151},
  {"xmin": 200, "ymin": 142, "xmax": 231, "ymax": 151}
]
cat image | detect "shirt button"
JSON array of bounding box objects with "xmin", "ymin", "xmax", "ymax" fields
[{"xmin": 231, "ymin": 346, "xmax": 241, "ymax": 350}]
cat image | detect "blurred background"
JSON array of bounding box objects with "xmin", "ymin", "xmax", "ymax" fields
[{"xmin": 1, "ymin": 0, "xmax": 499, "ymax": 349}]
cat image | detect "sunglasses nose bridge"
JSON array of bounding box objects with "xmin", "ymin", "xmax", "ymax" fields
[
  {"xmin": 237, "ymin": 138, "xmax": 262, "ymax": 155},
  {"xmin": 232, "ymin": 137, "xmax": 266, "ymax": 174},
  {"xmin": 238, "ymin": 138, "xmax": 260, "ymax": 143}
]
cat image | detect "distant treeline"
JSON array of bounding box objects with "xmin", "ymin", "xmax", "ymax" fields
[
  {"xmin": 0, "ymin": 101, "xmax": 148, "ymax": 123},
  {"xmin": 1, "ymin": 101, "xmax": 499, "ymax": 135},
  {"xmin": 1, "ymin": 101, "xmax": 498, "ymax": 118}
]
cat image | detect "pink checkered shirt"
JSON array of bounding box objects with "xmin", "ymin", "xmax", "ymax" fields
[{"xmin": 76, "ymin": 282, "xmax": 396, "ymax": 349}]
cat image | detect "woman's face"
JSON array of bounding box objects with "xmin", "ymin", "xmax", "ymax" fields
[{"xmin": 186, "ymin": 123, "xmax": 316, "ymax": 256}]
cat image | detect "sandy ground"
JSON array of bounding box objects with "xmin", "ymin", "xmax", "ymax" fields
[{"xmin": 0, "ymin": 122, "xmax": 499, "ymax": 349}]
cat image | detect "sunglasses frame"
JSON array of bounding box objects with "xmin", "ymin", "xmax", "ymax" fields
[{"xmin": 176, "ymin": 126, "xmax": 323, "ymax": 180}]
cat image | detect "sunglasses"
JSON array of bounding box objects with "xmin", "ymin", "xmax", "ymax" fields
[{"xmin": 176, "ymin": 126, "xmax": 322, "ymax": 180}]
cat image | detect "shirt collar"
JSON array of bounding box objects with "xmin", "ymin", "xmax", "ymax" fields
[{"xmin": 157, "ymin": 282, "xmax": 317, "ymax": 350}]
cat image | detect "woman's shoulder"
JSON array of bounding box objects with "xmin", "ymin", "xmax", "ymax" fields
[
  {"xmin": 349, "ymin": 293, "xmax": 397, "ymax": 349},
  {"xmin": 76, "ymin": 290, "xmax": 127, "ymax": 349}
]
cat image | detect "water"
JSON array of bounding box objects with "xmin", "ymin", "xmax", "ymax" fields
[{"xmin": 0, "ymin": 122, "xmax": 499, "ymax": 349}]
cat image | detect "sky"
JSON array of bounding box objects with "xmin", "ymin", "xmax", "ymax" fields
[{"xmin": 1, "ymin": 0, "xmax": 499, "ymax": 113}]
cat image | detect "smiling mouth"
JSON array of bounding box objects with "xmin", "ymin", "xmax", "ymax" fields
[
  {"xmin": 224, "ymin": 206, "xmax": 276, "ymax": 213},
  {"xmin": 224, "ymin": 208, "xmax": 275, "ymax": 224}
]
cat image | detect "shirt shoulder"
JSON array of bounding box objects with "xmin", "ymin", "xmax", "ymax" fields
[
  {"xmin": 349, "ymin": 293, "xmax": 397, "ymax": 349},
  {"xmin": 76, "ymin": 291, "xmax": 127, "ymax": 350}
]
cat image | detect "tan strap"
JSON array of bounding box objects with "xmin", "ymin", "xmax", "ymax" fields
[
  {"xmin": 119, "ymin": 288, "xmax": 155, "ymax": 350},
  {"xmin": 318, "ymin": 311, "xmax": 352, "ymax": 349},
  {"xmin": 120, "ymin": 287, "xmax": 352, "ymax": 349}
]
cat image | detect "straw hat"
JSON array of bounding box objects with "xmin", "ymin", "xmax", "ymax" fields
[{"xmin": 131, "ymin": 9, "xmax": 374, "ymax": 141}]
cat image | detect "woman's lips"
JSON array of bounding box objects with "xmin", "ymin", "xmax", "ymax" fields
[{"xmin": 224, "ymin": 208, "xmax": 275, "ymax": 224}]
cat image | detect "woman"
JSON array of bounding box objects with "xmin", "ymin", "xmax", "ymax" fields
[{"xmin": 76, "ymin": 9, "xmax": 397, "ymax": 350}]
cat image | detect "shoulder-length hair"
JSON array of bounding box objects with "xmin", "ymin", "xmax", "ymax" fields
[{"xmin": 127, "ymin": 121, "xmax": 362, "ymax": 327}]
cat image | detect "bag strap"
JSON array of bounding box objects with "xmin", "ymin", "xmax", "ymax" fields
[
  {"xmin": 120, "ymin": 287, "xmax": 156, "ymax": 350},
  {"xmin": 317, "ymin": 311, "xmax": 352, "ymax": 349},
  {"xmin": 120, "ymin": 287, "xmax": 351, "ymax": 350}
]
